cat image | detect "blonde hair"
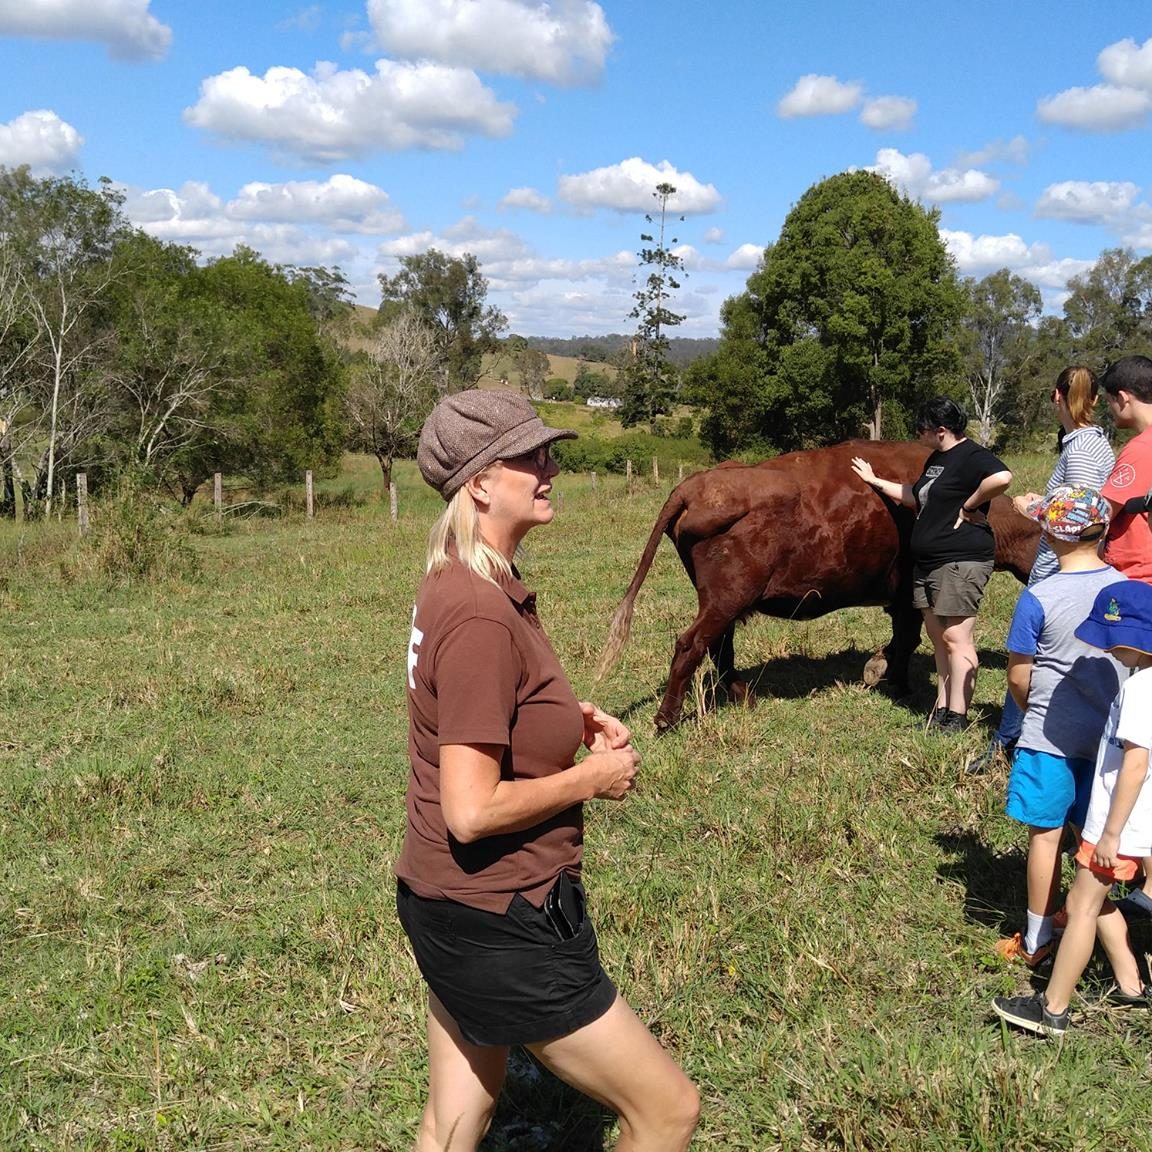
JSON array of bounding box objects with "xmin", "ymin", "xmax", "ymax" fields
[
  {"xmin": 1055, "ymin": 365, "xmax": 1098, "ymax": 428},
  {"xmin": 426, "ymin": 469, "xmax": 513, "ymax": 584}
]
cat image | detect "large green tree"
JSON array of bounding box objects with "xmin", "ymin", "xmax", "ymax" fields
[
  {"xmin": 167, "ymin": 247, "xmax": 347, "ymax": 503},
  {"xmin": 691, "ymin": 170, "xmax": 964, "ymax": 456},
  {"xmin": 376, "ymin": 250, "xmax": 506, "ymax": 392}
]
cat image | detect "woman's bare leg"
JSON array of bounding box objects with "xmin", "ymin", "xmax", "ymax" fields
[
  {"xmin": 939, "ymin": 614, "xmax": 978, "ymax": 714},
  {"xmin": 920, "ymin": 609, "xmax": 949, "ymax": 709},
  {"xmin": 414, "ymin": 992, "xmax": 509, "ymax": 1152},
  {"xmin": 528, "ymin": 996, "xmax": 699, "ymax": 1152}
]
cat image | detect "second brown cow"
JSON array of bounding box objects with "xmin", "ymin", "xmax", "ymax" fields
[{"xmin": 597, "ymin": 439, "xmax": 1041, "ymax": 730}]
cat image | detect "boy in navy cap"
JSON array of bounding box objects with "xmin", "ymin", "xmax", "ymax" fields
[{"xmin": 993, "ymin": 579, "xmax": 1152, "ymax": 1035}]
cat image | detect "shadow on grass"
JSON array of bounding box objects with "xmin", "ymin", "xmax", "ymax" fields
[
  {"xmin": 481, "ymin": 1049, "xmax": 611, "ymax": 1152},
  {"xmin": 934, "ymin": 831, "xmax": 1024, "ymax": 934},
  {"xmin": 612, "ymin": 645, "xmax": 1013, "ymax": 730}
]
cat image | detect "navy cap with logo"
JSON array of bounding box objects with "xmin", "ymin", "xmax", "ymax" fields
[{"xmin": 1075, "ymin": 580, "xmax": 1152, "ymax": 656}]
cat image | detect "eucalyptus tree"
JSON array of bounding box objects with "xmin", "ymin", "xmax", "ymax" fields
[
  {"xmin": 0, "ymin": 166, "xmax": 134, "ymax": 515},
  {"xmin": 346, "ymin": 309, "xmax": 442, "ymax": 494},
  {"xmin": 377, "ymin": 250, "xmax": 506, "ymax": 392},
  {"xmin": 1063, "ymin": 248, "xmax": 1152, "ymax": 362},
  {"xmin": 962, "ymin": 268, "xmax": 1041, "ymax": 444}
]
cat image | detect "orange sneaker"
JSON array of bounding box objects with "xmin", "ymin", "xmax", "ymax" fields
[{"xmin": 996, "ymin": 931, "xmax": 1054, "ymax": 968}]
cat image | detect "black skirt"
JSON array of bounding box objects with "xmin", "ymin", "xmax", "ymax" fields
[{"xmin": 396, "ymin": 877, "xmax": 617, "ymax": 1047}]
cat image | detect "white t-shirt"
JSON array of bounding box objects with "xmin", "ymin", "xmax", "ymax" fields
[{"xmin": 1081, "ymin": 665, "xmax": 1152, "ymax": 856}]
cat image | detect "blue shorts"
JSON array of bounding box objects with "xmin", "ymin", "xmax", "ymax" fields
[{"xmin": 1006, "ymin": 748, "xmax": 1093, "ymax": 830}]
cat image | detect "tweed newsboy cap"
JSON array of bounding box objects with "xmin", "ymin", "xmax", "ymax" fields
[{"xmin": 417, "ymin": 389, "xmax": 577, "ymax": 499}]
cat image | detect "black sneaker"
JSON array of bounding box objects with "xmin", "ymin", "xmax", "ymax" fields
[
  {"xmin": 991, "ymin": 992, "xmax": 1069, "ymax": 1037},
  {"xmin": 1103, "ymin": 983, "xmax": 1152, "ymax": 1007},
  {"xmin": 927, "ymin": 706, "xmax": 949, "ymax": 729},
  {"xmin": 965, "ymin": 741, "xmax": 1010, "ymax": 776},
  {"xmin": 938, "ymin": 709, "xmax": 969, "ymax": 734}
]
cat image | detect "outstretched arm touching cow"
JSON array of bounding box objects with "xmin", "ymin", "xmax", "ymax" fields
[{"xmin": 850, "ymin": 457, "xmax": 916, "ymax": 508}]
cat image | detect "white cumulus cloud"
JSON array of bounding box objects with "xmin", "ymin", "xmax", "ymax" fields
[
  {"xmin": 500, "ymin": 186, "xmax": 552, "ymax": 213},
  {"xmin": 940, "ymin": 228, "xmax": 1094, "ymax": 292},
  {"xmin": 184, "ymin": 60, "xmax": 516, "ymax": 162},
  {"xmin": 725, "ymin": 243, "xmax": 764, "ymax": 270},
  {"xmin": 227, "ymin": 175, "xmax": 404, "ymax": 233},
  {"xmin": 777, "ymin": 74, "xmax": 862, "ymax": 118},
  {"xmin": 1037, "ymin": 84, "xmax": 1151, "ymax": 131},
  {"xmin": 557, "ymin": 157, "xmax": 721, "ymax": 214},
  {"xmin": 365, "ymin": 0, "xmax": 613, "ymax": 84},
  {"xmin": 868, "ymin": 149, "xmax": 999, "ymax": 203},
  {"xmin": 1035, "ymin": 180, "xmax": 1142, "ymax": 224},
  {"xmin": 121, "ymin": 177, "xmax": 400, "ymax": 264},
  {"xmin": 0, "ymin": 109, "xmax": 82, "ymax": 173},
  {"xmin": 859, "ymin": 95, "xmax": 916, "ymax": 130},
  {"xmin": 0, "ymin": 0, "xmax": 171, "ymax": 60},
  {"xmin": 1098, "ymin": 37, "xmax": 1152, "ymax": 90}
]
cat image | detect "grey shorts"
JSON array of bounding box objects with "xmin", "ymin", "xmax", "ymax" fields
[{"xmin": 912, "ymin": 561, "xmax": 994, "ymax": 617}]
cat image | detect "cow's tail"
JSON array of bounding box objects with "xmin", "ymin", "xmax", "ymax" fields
[{"xmin": 594, "ymin": 485, "xmax": 687, "ymax": 682}]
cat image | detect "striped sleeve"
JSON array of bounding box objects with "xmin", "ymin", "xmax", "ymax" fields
[{"xmin": 1062, "ymin": 429, "xmax": 1116, "ymax": 491}]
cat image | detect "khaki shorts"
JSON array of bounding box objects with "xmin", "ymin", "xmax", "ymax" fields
[{"xmin": 912, "ymin": 560, "xmax": 993, "ymax": 617}]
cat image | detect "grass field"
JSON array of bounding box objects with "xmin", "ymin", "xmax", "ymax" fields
[{"xmin": 3, "ymin": 451, "xmax": 1151, "ymax": 1151}]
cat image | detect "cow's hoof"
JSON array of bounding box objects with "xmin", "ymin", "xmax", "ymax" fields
[
  {"xmin": 727, "ymin": 680, "xmax": 756, "ymax": 709},
  {"xmin": 862, "ymin": 653, "xmax": 889, "ymax": 687},
  {"xmin": 654, "ymin": 713, "xmax": 676, "ymax": 734}
]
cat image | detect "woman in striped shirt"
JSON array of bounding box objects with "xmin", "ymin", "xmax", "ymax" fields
[{"xmin": 967, "ymin": 366, "xmax": 1115, "ymax": 774}]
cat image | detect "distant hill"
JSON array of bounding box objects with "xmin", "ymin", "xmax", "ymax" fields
[{"xmin": 523, "ymin": 334, "xmax": 719, "ymax": 367}]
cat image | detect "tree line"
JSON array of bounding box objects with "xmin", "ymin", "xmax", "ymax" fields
[
  {"xmin": 0, "ymin": 167, "xmax": 509, "ymax": 518},
  {"xmin": 6, "ymin": 163, "xmax": 1151, "ymax": 522},
  {"xmin": 679, "ymin": 170, "xmax": 1152, "ymax": 459}
]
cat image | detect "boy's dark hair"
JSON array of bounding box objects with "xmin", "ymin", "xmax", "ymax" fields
[
  {"xmin": 1101, "ymin": 355, "xmax": 1152, "ymax": 403},
  {"xmin": 914, "ymin": 396, "xmax": 968, "ymax": 437}
]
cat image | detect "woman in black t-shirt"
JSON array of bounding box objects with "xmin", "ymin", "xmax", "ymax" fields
[{"xmin": 851, "ymin": 397, "xmax": 1012, "ymax": 732}]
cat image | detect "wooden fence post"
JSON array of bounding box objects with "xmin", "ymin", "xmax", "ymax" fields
[
  {"xmin": 652, "ymin": 456, "xmax": 659, "ymax": 483},
  {"xmin": 389, "ymin": 481, "xmax": 398, "ymax": 523},
  {"xmin": 76, "ymin": 472, "xmax": 89, "ymax": 536},
  {"xmin": 214, "ymin": 472, "xmax": 222, "ymax": 519},
  {"xmin": 591, "ymin": 471, "xmax": 597, "ymax": 492},
  {"xmin": 677, "ymin": 461, "xmax": 684, "ymax": 483},
  {"xmin": 625, "ymin": 459, "xmax": 633, "ymax": 495},
  {"xmin": 305, "ymin": 470, "xmax": 314, "ymax": 519}
]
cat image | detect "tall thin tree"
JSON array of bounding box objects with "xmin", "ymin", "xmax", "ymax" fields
[{"xmin": 620, "ymin": 182, "xmax": 686, "ymax": 430}]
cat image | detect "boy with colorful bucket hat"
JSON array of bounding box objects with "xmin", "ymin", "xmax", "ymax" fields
[
  {"xmin": 994, "ymin": 487, "xmax": 1126, "ymax": 969},
  {"xmin": 992, "ymin": 578, "xmax": 1152, "ymax": 1036}
]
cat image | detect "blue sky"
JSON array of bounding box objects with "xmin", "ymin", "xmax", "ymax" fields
[{"xmin": 0, "ymin": 1, "xmax": 1150, "ymax": 337}]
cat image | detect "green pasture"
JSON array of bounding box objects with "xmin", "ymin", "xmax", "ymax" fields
[{"xmin": 2, "ymin": 451, "xmax": 1150, "ymax": 1151}]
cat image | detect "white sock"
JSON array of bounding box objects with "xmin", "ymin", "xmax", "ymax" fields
[{"xmin": 1025, "ymin": 911, "xmax": 1052, "ymax": 953}]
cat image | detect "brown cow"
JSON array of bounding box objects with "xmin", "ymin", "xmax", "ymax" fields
[{"xmin": 597, "ymin": 439, "xmax": 1041, "ymax": 730}]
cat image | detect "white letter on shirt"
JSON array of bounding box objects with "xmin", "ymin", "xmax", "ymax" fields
[{"xmin": 407, "ymin": 606, "xmax": 424, "ymax": 691}]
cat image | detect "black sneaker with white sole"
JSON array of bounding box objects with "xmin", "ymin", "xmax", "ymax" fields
[{"xmin": 991, "ymin": 992, "xmax": 1069, "ymax": 1037}]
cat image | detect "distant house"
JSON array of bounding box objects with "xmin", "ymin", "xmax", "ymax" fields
[{"xmin": 586, "ymin": 396, "xmax": 621, "ymax": 410}]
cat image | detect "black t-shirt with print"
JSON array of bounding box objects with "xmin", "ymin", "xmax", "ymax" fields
[{"xmin": 911, "ymin": 439, "xmax": 1007, "ymax": 571}]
